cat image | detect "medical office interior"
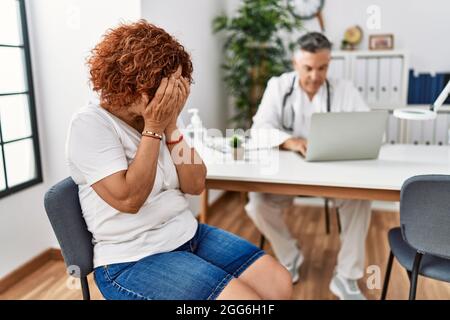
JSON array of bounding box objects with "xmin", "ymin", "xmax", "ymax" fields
[{"xmin": 1, "ymin": 0, "xmax": 450, "ymax": 301}]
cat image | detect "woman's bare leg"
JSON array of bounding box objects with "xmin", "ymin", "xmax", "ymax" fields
[
  {"xmin": 216, "ymin": 278, "xmax": 262, "ymax": 300},
  {"xmin": 237, "ymin": 254, "xmax": 293, "ymax": 300}
]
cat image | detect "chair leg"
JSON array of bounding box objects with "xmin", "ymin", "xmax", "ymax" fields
[
  {"xmin": 259, "ymin": 234, "xmax": 266, "ymax": 249},
  {"xmin": 336, "ymin": 208, "xmax": 342, "ymax": 234},
  {"xmin": 80, "ymin": 276, "xmax": 91, "ymax": 300},
  {"xmin": 381, "ymin": 250, "xmax": 394, "ymax": 300},
  {"xmin": 407, "ymin": 270, "xmax": 412, "ymax": 282},
  {"xmin": 324, "ymin": 199, "xmax": 330, "ymax": 234},
  {"xmin": 409, "ymin": 252, "xmax": 423, "ymax": 300}
]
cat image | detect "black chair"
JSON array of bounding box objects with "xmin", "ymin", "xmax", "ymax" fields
[
  {"xmin": 44, "ymin": 177, "xmax": 94, "ymax": 300},
  {"xmin": 381, "ymin": 175, "xmax": 450, "ymax": 300},
  {"xmin": 259, "ymin": 197, "xmax": 341, "ymax": 249}
]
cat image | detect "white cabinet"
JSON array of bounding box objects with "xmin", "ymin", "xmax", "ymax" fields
[
  {"xmin": 331, "ymin": 50, "xmax": 409, "ymax": 110},
  {"xmin": 330, "ymin": 50, "xmax": 448, "ymax": 145}
]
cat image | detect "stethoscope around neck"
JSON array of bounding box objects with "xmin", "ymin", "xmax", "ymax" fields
[{"xmin": 281, "ymin": 75, "xmax": 332, "ymax": 132}]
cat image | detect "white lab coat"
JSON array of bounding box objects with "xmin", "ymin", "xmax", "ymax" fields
[
  {"xmin": 245, "ymin": 71, "xmax": 372, "ymax": 281},
  {"xmin": 252, "ymin": 71, "xmax": 370, "ymax": 139}
]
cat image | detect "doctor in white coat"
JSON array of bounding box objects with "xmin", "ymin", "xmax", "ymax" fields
[{"xmin": 245, "ymin": 33, "xmax": 372, "ymax": 300}]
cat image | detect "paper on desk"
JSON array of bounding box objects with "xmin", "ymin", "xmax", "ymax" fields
[
  {"xmin": 245, "ymin": 128, "xmax": 292, "ymax": 150},
  {"xmin": 203, "ymin": 128, "xmax": 291, "ymax": 153}
]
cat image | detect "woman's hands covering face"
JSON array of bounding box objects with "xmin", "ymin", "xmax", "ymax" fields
[
  {"xmin": 139, "ymin": 66, "xmax": 190, "ymax": 133},
  {"xmin": 167, "ymin": 66, "xmax": 190, "ymax": 129}
]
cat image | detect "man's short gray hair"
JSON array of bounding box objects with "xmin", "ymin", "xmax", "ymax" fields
[{"xmin": 296, "ymin": 32, "xmax": 332, "ymax": 53}]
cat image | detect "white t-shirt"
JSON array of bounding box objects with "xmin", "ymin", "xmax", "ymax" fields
[
  {"xmin": 65, "ymin": 100, "xmax": 198, "ymax": 268},
  {"xmin": 252, "ymin": 71, "xmax": 369, "ymax": 139}
]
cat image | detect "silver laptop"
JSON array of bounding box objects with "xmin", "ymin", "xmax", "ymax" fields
[{"xmin": 305, "ymin": 111, "xmax": 388, "ymax": 162}]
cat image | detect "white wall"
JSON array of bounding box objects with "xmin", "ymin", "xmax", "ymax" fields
[
  {"xmin": 0, "ymin": 0, "xmax": 140, "ymax": 279},
  {"xmin": 226, "ymin": 0, "xmax": 450, "ymax": 73},
  {"xmin": 141, "ymin": 0, "xmax": 228, "ymax": 213},
  {"xmin": 309, "ymin": 0, "xmax": 450, "ymax": 73}
]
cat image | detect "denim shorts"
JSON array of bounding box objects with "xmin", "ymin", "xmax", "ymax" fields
[{"xmin": 94, "ymin": 223, "xmax": 265, "ymax": 300}]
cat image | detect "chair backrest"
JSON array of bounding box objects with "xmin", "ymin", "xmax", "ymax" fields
[
  {"xmin": 44, "ymin": 177, "xmax": 94, "ymax": 277},
  {"xmin": 400, "ymin": 174, "xmax": 450, "ymax": 259}
]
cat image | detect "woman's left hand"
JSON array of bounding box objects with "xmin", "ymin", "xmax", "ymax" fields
[
  {"xmin": 166, "ymin": 72, "xmax": 190, "ymax": 133},
  {"xmin": 177, "ymin": 76, "xmax": 190, "ymax": 114}
]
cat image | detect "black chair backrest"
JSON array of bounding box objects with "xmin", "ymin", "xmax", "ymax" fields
[
  {"xmin": 400, "ymin": 174, "xmax": 450, "ymax": 259},
  {"xmin": 44, "ymin": 177, "xmax": 94, "ymax": 277}
]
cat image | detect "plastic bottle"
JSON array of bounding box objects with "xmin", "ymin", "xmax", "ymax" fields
[{"xmin": 187, "ymin": 108, "xmax": 204, "ymax": 143}]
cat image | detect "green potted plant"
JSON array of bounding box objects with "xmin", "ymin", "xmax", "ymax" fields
[
  {"xmin": 229, "ymin": 134, "xmax": 244, "ymax": 160},
  {"xmin": 213, "ymin": 0, "xmax": 303, "ymax": 129}
]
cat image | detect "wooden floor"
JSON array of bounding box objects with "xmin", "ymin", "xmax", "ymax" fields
[{"xmin": 1, "ymin": 192, "xmax": 449, "ymax": 300}]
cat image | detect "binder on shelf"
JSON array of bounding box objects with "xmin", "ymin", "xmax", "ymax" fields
[
  {"xmin": 408, "ymin": 120, "xmax": 422, "ymax": 145},
  {"xmin": 407, "ymin": 70, "xmax": 450, "ymax": 105},
  {"xmin": 378, "ymin": 58, "xmax": 391, "ymax": 104},
  {"xmin": 390, "ymin": 57, "xmax": 403, "ymax": 105},
  {"xmin": 407, "ymin": 69, "xmax": 415, "ymax": 104},
  {"xmin": 386, "ymin": 114, "xmax": 398, "ymax": 144},
  {"xmin": 444, "ymin": 73, "xmax": 450, "ymax": 104},
  {"xmin": 435, "ymin": 114, "xmax": 449, "ymax": 145},
  {"xmin": 409, "ymin": 70, "xmax": 421, "ymax": 104},
  {"xmin": 430, "ymin": 74, "xmax": 440, "ymax": 103},
  {"xmin": 417, "ymin": 73, "xmax": 426, "ymax": 104},
  {"xmin": 353, "ymin": 58, "xmax": 367, "ymax": 101},
  {"xmin": 366, "ymin": 58, "xmax": 379, "ymax": 105},
  {"xmin": 421, "ymin": 119, "xmax": 435, "ymax": 145},
  {"xmin": 435, "ymin": 73, "xmax": 446, "ymax": 103},
  {"xmin": 424, "ymin": 73, "xmax": 433, "ymax": 104}
]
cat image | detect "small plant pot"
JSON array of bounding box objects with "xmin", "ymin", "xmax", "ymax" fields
[{"xmin": 232, "ymin": 147, "xmax": 244, "ymax": 160}]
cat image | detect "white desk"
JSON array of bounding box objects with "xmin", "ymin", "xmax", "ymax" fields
[{"xmin": 199, "ymin": 144, "xmax": 450, "ymax": 223}]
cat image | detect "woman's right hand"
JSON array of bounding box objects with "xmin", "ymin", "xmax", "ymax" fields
[{"xmin": 141, "ymin": 75, "xmax": 181, "ymax": 134}]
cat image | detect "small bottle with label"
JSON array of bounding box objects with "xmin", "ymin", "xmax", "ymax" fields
[{"xmin": 186, "ymin": 108, "xmax": 205, "ymax": 144}]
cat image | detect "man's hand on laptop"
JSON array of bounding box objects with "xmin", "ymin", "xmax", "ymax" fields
[{"xmin": 281, "ymin": 138, "xmax": 308, "ymax": 157}]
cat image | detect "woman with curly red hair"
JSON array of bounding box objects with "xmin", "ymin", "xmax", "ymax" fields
[{"xmin": 66, "ymin": 20, "xmax": 292, "ymax": 300}]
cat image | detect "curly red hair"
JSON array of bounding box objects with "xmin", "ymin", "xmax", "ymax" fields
[{"xmin": 87, "ymin": 20, "xmax": 193, "ymax": 109}]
